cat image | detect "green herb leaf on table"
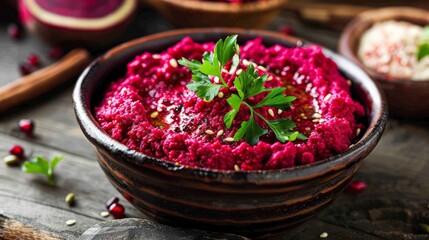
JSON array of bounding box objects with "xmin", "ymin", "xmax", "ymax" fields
[
  {"xmin": 22, "ymin": 155, "xmax": 63, "ymax": 186},
  {"xmin": 417, "ymin": 26, "xmax": 429, "ymax": 61},
  {"xmin": 180, "ymin": 35, "xmax": 305, "ymax": 145}
]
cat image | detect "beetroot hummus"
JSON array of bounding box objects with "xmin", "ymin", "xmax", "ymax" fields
[{"xmin": 95, "ymin": 37, "xmax": 365, "ymax": 170}]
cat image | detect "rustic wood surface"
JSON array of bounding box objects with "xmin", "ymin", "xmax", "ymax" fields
[{"xmin": 0, "ymin": 4, "xmax": 428, "ymax": 240}]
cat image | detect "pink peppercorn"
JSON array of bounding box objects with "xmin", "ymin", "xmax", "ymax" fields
[{"xmin": 345, "ymin": 181, "xmax": 367, "ymax": 195}]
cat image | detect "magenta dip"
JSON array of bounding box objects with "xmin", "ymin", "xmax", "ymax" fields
[{"xmin": 95, "ymin": 37, "xmax": 365, "ymax": 171}]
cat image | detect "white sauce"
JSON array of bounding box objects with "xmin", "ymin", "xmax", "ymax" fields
[{"xmin": 358, "ymin": 20, "xmax": 429, "ymax": 81}]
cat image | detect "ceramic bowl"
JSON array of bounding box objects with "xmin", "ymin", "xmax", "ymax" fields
[
  {"xmin": 146, "ymin": 0, "xmax": 286, "ymax": 29},
  {"xmin": 339, "ymin": 7, "xmax": 429, "ymax": 119},
  {"xmin": 73, "ymin": 28, "xmax": 387, "ymax": 238}
]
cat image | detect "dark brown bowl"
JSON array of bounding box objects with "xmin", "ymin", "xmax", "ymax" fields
[
  {"xmin": 146, "ymin": 0, "xmax": 286, "ymax": 29},
  {"xmin": 73, "ymin": 28, "xmax": 387, "ymax": 238},
  {"xmin": 339, "ymin": 7, "xmax": 429, "ymax": 119}
]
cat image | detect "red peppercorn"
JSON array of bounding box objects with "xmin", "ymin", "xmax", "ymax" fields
[
  {"xmin": 48, "ymin": 47, "xmax": 64, "ymax": 60},
  {"xmin": 19, "ymin": 119, "xmax": 35, "ymax": 135},
  {"xmin": 345, "ymin": 181, "xmax": 367, "ymax": 195},
  {"xmin": 108, "ymin": 203, "xmax": 125, "ymax": 219},
  {"xmin": 27, "ymin": 54, "xmax": 41, "ymax": 67},
  {"xmin": 279, "ymin": 26, "xmax": 293, "ymax": 36},
  {"xmin": 106, "ymin": 197, "xmax": 119, "ymax": 210},
  {"xmin": 9, "ymin": 145, "xmax": 24, "ymax": 159},
  {"xmin": 7, "ymin": 23, "xmax": 22, "ymax": 40},
  {"xmin": 19, "ymin": 63, "xmax": 32, "ymax": 76}
]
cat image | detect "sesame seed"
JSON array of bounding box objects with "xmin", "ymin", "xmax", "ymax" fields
[
  {"xmin": 213, "ymin": 76, "xmax": 220, "ymax": 83},
  {"xmin": 218, "ymin": 92, "xmax": 224, "ymax": 98},
  {"xmin": 347, "ymin": 80, "xmax": 352, "ymax": 86},
  {"xmin": 257, "ymin": 66, "xmax": 267, "ymax": 71},
  {"xmin": 152, "ymin": 54, "xmax": 160, "ymax": 59},
  {"xmin": 251, "ymin": 62, "xmax": 257, "ymax": 67},
  {"xmin": 217, "ymin": 130, "xmax": 224, "ymax": 136},
  {"xmin": 205, "ymin": 130, "xmax": 214, "ymax": 135},
  {"xmin": 319, "ymin": 232, "xmax": 328, "ymax": 238},
  {"xmin": 120, "ymin": 87, "xmax": 127, "ymax": 94},
  {"xmin": 242, "ymin": 59, "xmax": 250, "ymax": 66},
  {"xmin": 175, "ymin": 162, "xmax": 180, "ymax": 166},
  {"xmin": 277, "ymin": 109, "xmax": 283, "ymax": 114},
  {"xmin": 222, "ymin": 69, "xmax": 229, "ymax": 74},
  {"xmin": 225, "ymin": 137, "xmax": 235, "ymax": 142},
  {"xmin": 268, "ymin": 109, "xmax": 275, "ymax": 117},
  {"xmin": 323, "ymin": 94, "xmax": 332, "ymax": 102},
  {"xmin": 236, "ymin": 69, "xmax": 243, "ymax": 75},
  {"xmin": 312, "ymin": 119, "xmax": 320, "ymax": 123},
  {"xmin": 107, "ymin": 100, "xmax": 112, "ymax": 106},
  {"xmin": 356, "ymin": 128, "xmax": 361, "ymax": 136},
  {"xmin": 234, "ymin": 164, "xmax": 240, "ymax": 171},
  {"xmin": 100, "ymin": 211, "xmax": 110, "ymax": 217},
  {"xmin": 66, "ymin": 219, "xmax": 76, "ymax": 226},
  {"xmin": 3, "ymin": 155, "xmax": 19, "ymax": 166},
  {"xmin": 267, "ymin": 75, "xmax": 273, "ymax": 81},
  {"xmin": 312, "ymin": 113, "xmax": 322, "ymax": 119},
  {"xmin": 169, "ymin": 58, "xmax": 178, "ymax": 68},
  {"xmin": 150, "ymin": 111, "xmax": 159, "ymax": 118}
]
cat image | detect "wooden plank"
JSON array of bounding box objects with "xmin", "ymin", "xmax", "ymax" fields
[
  {"xmin": 0, "ymin": 133, "xmax": 145, "ymax": 239},
  {"xmin": 318, "ymin": 120, "xmax": 429, "ymax": 239}
]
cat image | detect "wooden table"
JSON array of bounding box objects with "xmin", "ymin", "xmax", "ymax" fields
[{"xmin": 1, "ymin": 5, "xmax": 428, "ymax": 240}]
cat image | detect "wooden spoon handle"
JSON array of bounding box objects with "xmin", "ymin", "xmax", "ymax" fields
[{"xmin": 0, "ymin": 49, "xmax": 91, "ymax": 113}]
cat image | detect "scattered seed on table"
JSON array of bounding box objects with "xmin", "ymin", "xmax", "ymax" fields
[
  {"xmin": 319, "ymin": 232, "xmax": 328, "ymax": 238},
  {"xmin": 66, "ymin": 219, "xmax": 76, "ymax": 226},
  {"xmin": 3, "ymin": 155, "xmax": 19, "ymax": 166},
  {"xmin": 100, "ymin": 211, "xmax": 110, "ymax": 217},
  {"xmin": 65, "ymin": 193, "xmax": 75, "ymax": 206}
]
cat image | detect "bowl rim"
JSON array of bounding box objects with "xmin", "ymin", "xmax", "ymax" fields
[
  {"xmin": 159, "ymin": 0, "xmax": 286, "ymax": 13},
  {"xmin": 339, "ymin": 7, "xmax": 429, "ymax": 86},
  {"xmin": 73, "ymin": 28, "xmax": 387, "ymax": 183}
]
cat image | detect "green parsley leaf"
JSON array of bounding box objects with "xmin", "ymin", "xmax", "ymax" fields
[
  {"xmin": 417, "ymin": 26, "xmax": 429, "ymax": 61},
  {"xmin": 22, "ymin": 155, "xmax": 63, "ymax": 186},
  {"xmin": 187, "ymin": 81, "xmax": 221, "ymax": 101},
  {"xmin": 224, "ymin": 94, "xmax": 242, "ymax": 128},
  {"xmin": 230, "ymin": 54, "xmax": 240, "ymax": 74},
  {"xmin": 215, "ymin": 35, "xmax": 239, "ymax": 66},
  {"xmin": 266, "ymin": 119, "xmax": 296, "ymax": 142},
  {"xmin": 254, "ymin": 87, "xmax": 296, "ymax": 110},
  {"xmin": 234, "ymin": 113, "xmax": 268, "ymax": 146},
  {"xmin": 200, "ymin": 55, "xmax": 220, "ymax": 76},
  {"xmin": 417, "ymin": 43, "xmax": 429, "ymax": 61},
  {"xmin": 178, "ymin": 58, "xmax": 201, "ymax": 73}
]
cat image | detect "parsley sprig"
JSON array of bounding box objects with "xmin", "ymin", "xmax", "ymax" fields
[
  {"xmin": 178, "ymin": 35, "xmax": 306, "ymax": 145},
  {"xmin": 22, "ymin": 155, "xmax": 63, "ymax": 186},
  {"xmin": 417, "ymin": 25, "xmax": 429, "ymax": 61}
]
